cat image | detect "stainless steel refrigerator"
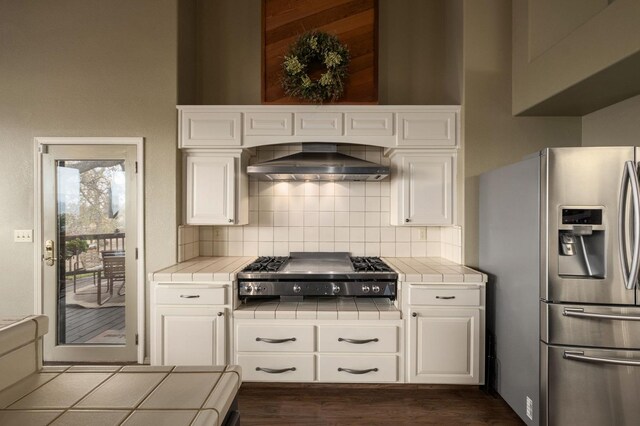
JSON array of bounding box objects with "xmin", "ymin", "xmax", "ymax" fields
[{"xmin": 479, "ymin": 147, "xmax": 640, "ymax": 426}]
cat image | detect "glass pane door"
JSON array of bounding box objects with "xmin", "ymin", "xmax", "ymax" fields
[{"xmin": 42, "ymin": 145, "xmax": 137, "ymax": 362}]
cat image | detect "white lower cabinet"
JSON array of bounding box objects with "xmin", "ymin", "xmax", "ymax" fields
[
  {"xmin": 318, "ymin": 355, "xmax": 398, "ymax": 383},
  {"xmin": 404, "ymin": 283, "xmax": 485, "ymax": 384},
  {"xmin": 234, "ymin": 320, "xmax": 403, "ymax": 383},
  {"xmin": 409, "ymin": 307, "xmax": 480, "ymax": 384},
  {"xmin": 154, "ymin": 307, "xmax": 226, "ymax": 366},
  {"xmin": 151, "ymin": 282, "xmax": 230, "ymax": 366},
  {"xmin": 238, "ymin": 354, "xmax": 315, "ymax": 382}
]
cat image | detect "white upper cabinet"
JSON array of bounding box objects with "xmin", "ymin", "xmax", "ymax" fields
[
  {"xmin": 179, "ymin": 111, "xmax": 241, "ymax": 148},
  {"xmin": 177, "ymin": 106, "xmax": 460, "ymax": 148},
  {"xmin": 390, "ymin": 152, "xmax": 456, "ymax": 226},
  {"xmin": 397, "ymin": 112, "xmax": 457, "ymax": 147},
  {"xmin": 184, "ymin": 152, "xmax": 248, "ymax": 225}
]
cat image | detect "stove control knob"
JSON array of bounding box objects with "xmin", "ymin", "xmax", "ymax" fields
[
  {"xmin": 242, "ymin": 284, "xmax": 252, "ymax": 293},
  {"xmin": 293, "ymin": 284, "xmax": 301, "ymax": 293},
  {"xmin": 372, "ymin": 285, "xmax": 380, "ymax": 293},
  {"xmin": 332, "ymin": 284, "xmax": 341, "ymax": 294},
  {"xmin": 254, "ymin": 286, "xmax": 262, "ymax": 293},
  {"xmin": 362, "ymin": 285, "xmax": 370, "ymax": 293}
]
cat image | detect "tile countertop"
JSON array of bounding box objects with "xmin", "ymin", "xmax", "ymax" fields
[
  {"xmin": 382, "ymin": 257, "xmax": 487, "ymax": 284},
  {"xmin": 148, "ymin": 256, "xmax": 486, "ymax": 284},
  {"xmin": 149, "ymin": 257, "xmax": 255, "ymax": 282}
]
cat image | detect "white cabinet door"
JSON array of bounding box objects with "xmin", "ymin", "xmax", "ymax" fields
[
  {"xmin": 393, "ymin": 153, "xmax": 455, "ymax": 225},
  {"xmin": 154, "ymin": 306, "xmax": 226, "ymax": 366},
  {"xmin": 180, "ymin": 112, "xmax": 241, "ymax": 148},
  {"xmin": 397, "ymin": 112, "xmax": 456, "ymax": 147},
  {"xmin": 408, "ymin": 308, "xmax": 480, "ymax": 384},
  {"xmin": 185, "ymin": 154, "xmax": 235, "ymax": 225}
]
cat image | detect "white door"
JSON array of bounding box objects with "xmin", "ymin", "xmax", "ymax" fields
[
  {"xmin": 41, "ymin": 144, "xmax": 138, "ymax": 362},
  {"xmin": 402, "ymin": 154, "xmax": 454, "ymax": 225}
]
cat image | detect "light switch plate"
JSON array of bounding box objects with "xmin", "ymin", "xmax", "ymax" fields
[{"xmin": 14, "ymin": 229, "xmax": 33, "ymax": 243}]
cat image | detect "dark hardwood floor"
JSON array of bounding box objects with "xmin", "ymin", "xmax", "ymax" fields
[{"xmin": 238, "ymin": 384, "xmax": 524, "ymax": 425}]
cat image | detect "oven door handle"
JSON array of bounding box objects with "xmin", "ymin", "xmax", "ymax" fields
[
  {"xmin": 337, "ymin": 367, "xmax": 379, "ymax": 374},
  {"xmin": 563, "ymin": 307, "xmax": 640, "ymax": 321},
  {"xmin": 564, "ymin": 351, "xmax": 640, "ymax": 367},
  {"xmin": 338, "ymin": 337, "xmax": 379, "ymax": 344},
  {"xmin": 255, "ymin": 337, "xmax": 297, "ymax": 343}
]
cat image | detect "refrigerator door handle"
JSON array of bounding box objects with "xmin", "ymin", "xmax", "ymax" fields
[
  {"xmin": 563, "ymin": 307, "xmax": 640, "ymax": 321},
  {"xmin": 564, "ymin": 350, "xmax": 640, "ymax": 367},
  {"xmin": 619, "ymin": 161, "xmax": 640, "ymax": 290}
]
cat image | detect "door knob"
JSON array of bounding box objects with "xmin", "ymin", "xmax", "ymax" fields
[{"xmin": 44, "ymin": 240, "xmax": 55, "ymax": 266}]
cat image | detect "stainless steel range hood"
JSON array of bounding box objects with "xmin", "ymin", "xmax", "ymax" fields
[{"xmin": 246, "ymin": 143, "xmax": 389, "ymax": 181}]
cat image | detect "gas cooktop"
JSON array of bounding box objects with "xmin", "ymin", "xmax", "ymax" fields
[{"xmin": 237, "ymin": 252, "xmax": 398, "ymax": 299}]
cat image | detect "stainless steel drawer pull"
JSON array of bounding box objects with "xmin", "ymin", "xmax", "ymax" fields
[
  {"xmin": 436, "ymin": 296, "xmax": 456, "ymax": 300},
  {"xmin": 255, "ymin": 337, "xmax": 297, "ymax": 343},
  {"xmin": 563, "ymin": 308, "xmax": 640, "ymax": 321},
  {"xmin": 337, "ymin": 367, "xmax": 379, "ymax": 374},
  {"xmin": 563, "ymin": 351, "xmax": 640, "ymax": 367},
  {"xmin": 179, "ymin": 295, "xmax": 200, "ymax": 299},
  {"xmin": 338, "ymin": 338, "xmax": 379, "ymax": 344},
  {"xmin": 255, "ymin": 367, "xmax": 296, "ymax": 374}
]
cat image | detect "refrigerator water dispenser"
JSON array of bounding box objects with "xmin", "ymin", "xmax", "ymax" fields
[{"xmin": 558, "ymin": 208, "xmax": 605, "ymax": 278}]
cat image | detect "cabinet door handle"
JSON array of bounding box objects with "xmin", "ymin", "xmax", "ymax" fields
[
  {"xmin": 405, "ymin": 218, "xmax": 410, "ymax": 223},
  {"xmin": 256, "ymin": 367, "xmax": 296, "ymax": 374},
  {"xmin": 412, "ymin": 312, "xmax": 418, "ymax": 317},
  {"xmin": 338, "ymin": 367, "xmax": 379, "ymax": 374},
  {"xmin": 436, "ymin": 296, "xmax": 456, "ymax": 300},
  {"xmin": 338, "ymin": 338, "xmax": 379, "ymax": 344},
  {"xmin": 217, "ymin": 311, "xmax": 224, "ymax": 316},
  {"xmin": 228, "ymin": 218, "xmax": 233, "ymax": 223},
  {"xmin": 256, "ymin": 337, "xmax": 297, "ymax": 343},
  {"xmin": 180, "ymin": 295, "xmax": 200, "ymax": 299}
]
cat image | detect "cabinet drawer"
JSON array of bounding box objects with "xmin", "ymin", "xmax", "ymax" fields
[
  {"xmin": 237, "ymin": 325, "xmax": 315, "ymax": 352},
  {"xmin": 410, "ymin": 288, "xmax": 480, "ymax": 306},
  {"xmin": 318, "ymin": 326, "xmax": 398, "ymax": 353},
  {"xmin": 155, "ymin": 286, "xmax": 227, "ymax": 305},
  {"xmin": 180, "ymin": 112, "xmax": 241, "ymax": 147},
  {"xmin": 238, "ymin": 354, "xmax": 315, "ymax": 382},
  {"xmin": 397, "ymin": 112, "xmax": 456, "ymax": 147},
  {"xmin": 317, "ymin": 355, "xmax": 398, "ymax": 382}
]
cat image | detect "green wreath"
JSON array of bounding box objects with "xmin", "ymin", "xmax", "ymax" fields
[{"xmin": 281, "ymin": 31, "xmax": 350, "ymax": 103}]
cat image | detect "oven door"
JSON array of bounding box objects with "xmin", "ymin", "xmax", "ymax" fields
[{"xmin": 542, "ymin": 343, "xmax": 640, "ymax": 426}]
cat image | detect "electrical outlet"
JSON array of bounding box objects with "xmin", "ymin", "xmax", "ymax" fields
[
  {"xmin": 214, "ymin": 228, "xmax": 221, "ymax": 238},
  {"xmin": 419, "ymin": 228, "xmax": 427, "ymax": 241},
  {"xmin": 14, "ymin": 229, "xmax": 33, "ymax": 243},
  {"xmin": 526, "ymin": 396, "xmax": 533, "ymax": 420}
]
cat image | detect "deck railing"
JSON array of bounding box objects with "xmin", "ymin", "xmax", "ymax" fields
[{"xmin": 65, "ymin": 233, "xmax": 125, "ymax": 272}]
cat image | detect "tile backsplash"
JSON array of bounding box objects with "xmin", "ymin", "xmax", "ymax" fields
[{"xmin": 186, "ymin": 145, "xmax": 463, "ymax": 263}]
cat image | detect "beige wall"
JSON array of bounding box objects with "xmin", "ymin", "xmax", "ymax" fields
[
  {"xmin": 197, "ymin": 0, "xmax": 461, "ymax": 105},
  {"xmin": 582, "ymin": 94, "xmax": 640, "ymax": 146},
  {"xmin": 0, "ymin": 0, "xmax": 179, "ymax": 328},
  {"xmin": 462, "ymin": 0, "xmax": 582, "ymax": 267},
  {"xmin": 512, "ymin": 0, "xmax": 640, "ymax": 115}
]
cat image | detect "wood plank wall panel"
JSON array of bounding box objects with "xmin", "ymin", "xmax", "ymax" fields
[{"xmin": 262, "ymin": 0, "xmax": 378, "ymax": 104}]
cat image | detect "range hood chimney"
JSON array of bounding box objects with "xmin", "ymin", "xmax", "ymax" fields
[{"xmin": 246, "ymin": 143, "xmax": 389, "ymax": 181}]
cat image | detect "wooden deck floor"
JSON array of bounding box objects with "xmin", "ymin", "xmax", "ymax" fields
[
  {"xmin": 238, "ymin": 384, "xmax": 524, "ymax": 425},
  {"xmin": 61, "ymin": 273, "xmax": 126, "ymax": 344},
  {"xmin": 64, "ymin": 305, "xmax": 125, "ymax": 344}
]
